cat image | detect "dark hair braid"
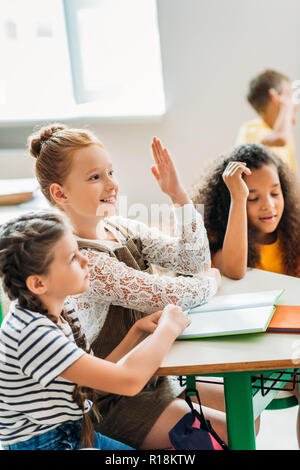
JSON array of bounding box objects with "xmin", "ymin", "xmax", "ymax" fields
[{"xmin": 0, "ymin": 210, "xmax": 99, "ymax": 448}]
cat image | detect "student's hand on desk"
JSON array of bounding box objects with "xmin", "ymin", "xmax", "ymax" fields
[
  {"xmin": 133, "ymin": 306, "xmax": 190, "ymax": 339},
  {"xmin": 222, "ymin": 161, "xmax": 251, "ymax": 201},
  {"xmin": 151, "ymin": 136, "xmax": 190, "ymax": 207},
  {"xmin": 159, "ymin": 304, "xmax": 191, "ymax": 336},
  {"xmin": 134, "ymin": 311, "xmax": 163, "ymax": 335}
]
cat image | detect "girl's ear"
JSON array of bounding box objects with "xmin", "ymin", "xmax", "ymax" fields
[
  {"xmin": 26, "ymin": 275, "xmax": 47, "ymax": 295},
  {"xmin": 50, "ymin": 183, "xmax": 69, "ymax": 206}
]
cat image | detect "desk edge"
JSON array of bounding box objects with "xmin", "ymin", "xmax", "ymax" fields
[{"xmin": 156, "ymin": 359, "xmax": 298, "ymax": 376}]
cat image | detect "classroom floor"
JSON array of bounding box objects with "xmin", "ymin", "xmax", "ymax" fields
[{"xmin": 256, "ymin": 405, "xmax": 298, "ymax": 450}]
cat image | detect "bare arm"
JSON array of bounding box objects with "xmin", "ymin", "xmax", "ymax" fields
[
  {"xmin": 261, "ymin": 84, "xmax": 295, "ymax": 147},
  {"xmin": 81, "ymin": 248, "xmax": 219, "ymax": 313},
  {"xmin": 105, "ymin": 311, "xmax": 162, "ymax": 363},
  {"xmin": 60, "ymin": 305, "xmax": 190, "ymax": 396},
  {"xmin": 212, "ymin": 162, "xmax": 250, "ymax": 280}
]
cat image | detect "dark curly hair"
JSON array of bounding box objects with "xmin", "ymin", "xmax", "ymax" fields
[
  {"xmin": 0, "ymin": 210, "xmax": 99, "ymax": 448},
  {"xmin": 192, "ymin": 144, "xmax": 300, "ymax": 276}
]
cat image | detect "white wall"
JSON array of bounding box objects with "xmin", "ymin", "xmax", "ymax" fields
[{"xmin": 1, "ymin": 0, "xmax": 300, "ymax": 214}]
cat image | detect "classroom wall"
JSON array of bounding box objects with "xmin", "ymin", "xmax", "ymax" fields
[{"xmin": 1, "ymin": 0, "xmax": 300, "ymax": 218}]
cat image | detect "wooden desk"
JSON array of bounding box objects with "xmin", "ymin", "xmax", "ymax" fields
[
  {"xmin": 157, "ymin": 269, "xmax": 300, "ymax": 450},
  {"xmin": 0, "ymin": 192, "xmax": 50, "ymax": 226}
]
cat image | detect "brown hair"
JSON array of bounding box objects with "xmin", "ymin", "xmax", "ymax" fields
[
  {"xmin": 247, "ymin": 69, "xmax": 289, "ymax": 113},
  {"xmin": 192, "ymin": 143, "xmax": 300, "ymax": 277},
  {"xmin": 0, "ymin": 210, "xmax": 99, "ymax": 448},
  {"xmin": 28, "ymin": 123, "xmax": 103, "ymax": 206}
]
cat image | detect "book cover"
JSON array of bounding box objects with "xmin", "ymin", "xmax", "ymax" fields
[{"xmin": 266, "ymin": 305, "xmax": 300, "ymax": 333}]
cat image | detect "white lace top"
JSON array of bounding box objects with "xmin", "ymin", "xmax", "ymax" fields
[{"xmin": 72, "ymin": 203, "xmax": 218, "ymax": 344}]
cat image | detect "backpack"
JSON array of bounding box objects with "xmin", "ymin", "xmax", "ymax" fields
[{"xmin": 169, "ymin": 388, "xmax": 229, "ymax": 450}]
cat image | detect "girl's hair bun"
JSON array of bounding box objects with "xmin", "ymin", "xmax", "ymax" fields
[{"xmin": 28, "ymin": 123, "xmax": 67, "ymax": 159}]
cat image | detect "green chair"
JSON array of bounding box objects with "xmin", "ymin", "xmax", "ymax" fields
[{"xmin": 266, "ymin": 394, "xmax": 298, "ymax": 410}]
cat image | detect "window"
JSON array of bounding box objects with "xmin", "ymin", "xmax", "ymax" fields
[
  {"xmin": 0, "ymin": 0, "xmax": 165, "ymax": 123},
  {"xmin": 0, "ymin": 0, "xmax": 74, "ymax": 122}
]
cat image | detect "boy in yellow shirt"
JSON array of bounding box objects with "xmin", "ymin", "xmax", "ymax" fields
[{"xmin": 236, "ymin": 69, "xmax": 298, "ymax": 173}]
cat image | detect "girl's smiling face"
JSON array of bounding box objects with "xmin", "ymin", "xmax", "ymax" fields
[
  {"xmin": 243, "ymin": 164, "xmax": 284, "ymax": 243},
  {"xmin": 61, "ymin": 144, "xmax": 119, "ymax": 218}
]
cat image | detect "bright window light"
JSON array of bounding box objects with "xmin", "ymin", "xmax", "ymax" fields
[
  {"xmin": 0, "ymin": 0, "xmax": 165, "ymax": 123},
  {"xmin": 64, "ymin": 0, "xmax": 165, "ymax": 116},
  {"xmin": 0, "ymin": 0, "xmax": 75, "ymax": 122}
]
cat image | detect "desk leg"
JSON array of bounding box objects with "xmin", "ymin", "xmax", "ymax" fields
[{"xmin": 223, "ymin": 373, "xmax": 256, "ymax": 450}]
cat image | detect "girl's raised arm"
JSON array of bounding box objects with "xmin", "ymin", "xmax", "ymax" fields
[
  {"xmin": 113, "ymin": 204, "xmax": 211, "ymax": 275},
  {"xmin": 212, "ymin": 162, "xmax": 251, "ymax": 280},
  {"xmin": 261, "ymin": 84, "xmax": 295, "ymax": 148},
  {"xmin": 111, "ymin": 137, "xmax": 212, "ymax": 274}
]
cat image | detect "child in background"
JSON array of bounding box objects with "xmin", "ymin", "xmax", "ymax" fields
[
  {"xmin": 192, "ymin": 142, "xmax": 300, "ymax": 444},
  {"xmin": 0, "ymin": 211, "xmax": 190, "ymax": 450},
  {"xmin": 26, "ymin": 124, "xmax": 226, "ymax": 450},
  {"xmin": 236, "ymin": 69, "xmax": 298, "ymax": 173}
]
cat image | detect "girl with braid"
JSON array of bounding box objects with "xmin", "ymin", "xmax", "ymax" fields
[
  {"xmin": 0, "ymin": 211, "xmax": 190, "ymax": 450},
  {"xmin": 26, "ymin": 123, "xmax": 227, "ymax": 450}
]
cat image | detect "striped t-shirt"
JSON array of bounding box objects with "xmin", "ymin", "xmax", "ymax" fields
[{"xmin": 0, "ymin": 300, "xmax": 91, "ymax": 446}]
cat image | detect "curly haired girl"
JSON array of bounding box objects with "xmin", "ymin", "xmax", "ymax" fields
[
  {"xmin": 0, "ymin": 211, "xmax": 190, "ymax": 450},
  {"xmin": 192, "ymin": 143, "xmax": 300, "ymax": 280},
  {"xmin": 193, "ymin": 142, "xmax": 300, "ymax": 445}
]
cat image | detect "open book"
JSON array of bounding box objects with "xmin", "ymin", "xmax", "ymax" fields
[{"xmin": 178, "ymin": 289, "xmax": 284, "ymax": 339}]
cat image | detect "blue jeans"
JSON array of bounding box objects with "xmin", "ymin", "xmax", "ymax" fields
[{"xmin": 2, "ymin": 420, "xmax": 134, "ymax": 450}]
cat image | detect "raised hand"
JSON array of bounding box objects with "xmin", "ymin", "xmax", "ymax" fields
[
  {"xmin": 222, "ymin": 161, "xmax": 251, "ymax": 201},
  {"xmin": 151, "ymin": 137, "xmax": 190, "ymax": 206},
  {"xmin": 270, "ymin": 81, "xmax": 294, "ymax": 108}
]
